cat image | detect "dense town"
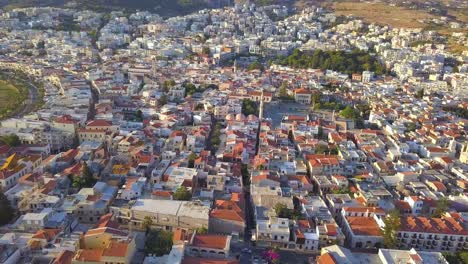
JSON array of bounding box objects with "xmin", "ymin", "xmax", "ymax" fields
[{"xmin": 0, "ymin": 3, "xmax": 467, "ymax": 264}]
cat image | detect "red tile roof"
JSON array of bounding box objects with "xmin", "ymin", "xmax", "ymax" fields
[
  {"xmin": 346, "ymin": 217, "xmax": 382, "ymax": 237},
  {"xmin": 317, "ymin": 253, "xmax": 337, "ymax": 264},
  {"xmin": 191, "ymin": 234, "xmax": 228, "ymax": 250}
]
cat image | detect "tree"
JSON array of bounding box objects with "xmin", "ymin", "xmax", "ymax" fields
[
  {"xmin": 196, "ymin": 226, "xmax": 208, "ymax": 234},
  {"xmin": 0, "ymin": 134, "xmax": 21, "ymax": 147},
  {"xmin": 241, "ymin": 164, "xmax": 250, "ymax": 187},
  {"xmin": 36, "ymin": 40, "xmax": 45, "ymax": 49},
  {"xmin": 406, "ymin": 122, "xmax": 417, "ymax": 133},
  {"xmin": 158, "ymin": 94, "xmax": 168, "ymax": 106},
  {"xmin": 142, "ymin": 216, "xmax": 153, "ymax": 234},
  {"xmin": 415, "ymin": 88, "xmax": 424, "ymax": 99},
  {"xmin": 135, "ymin": 110, "xmax": 143, "ymax": 122},
  {"xmin": 81, "ymin": 163, "xmax": 96, "ymax": 187},
  {"xmin": 247, "ymin": 61, "xmax": 264, "ymax": 71},
  {"xmin": 432, "ymin": 197, "xmax": 450, "ymax": 218},
  {"xmin": 72, "ymin": 176, "xmax": 85, "ymax": 188},
  {"xmin": 188, "ymin": 152, "xmax": 197, "ymax": 168},
  {"xmin": 145, "ymin": 229, "xmax": 173, "ymax": 256},
  {"xmin": 278, "ymin": 81, "xmax": 289, "ymax": 99},
  {"xmin": 274, "ymin": 203, "xmax": 290, "ymax": 218},
  {"xmin": 340, "ymin": 105, "xmax": 357, "ymax": 119},
  {"xmin": 0, "ymin": 192, "xmax": 14, "ymax": 226},
  {"xmin": 311, "ymin": 92, "xmax": 322, "ymax": 106},
  {"xmin": 183, "ymin": 82, "xmax": 197, "ymax": 96},
  {"xmin": 317, "ymin": 126, "xmax": 324, "ymax": 139},
  {"xmin": 201, "ymin": 46, "xmax": 210, "ymax": 55},
  {"xmin": 173, "ymin": 186, "xmax": 192, "ymax": 201},
  {"xmin": 241, "ymin": 99, "xmax": 258, "ymax": 116},
  {"xmin": 382, "ymin": 209, "xmax": 401, "ymax": 249},
  {"xmin": 162, "ymin": 79, "xmax": 176, "ymax": 92}
]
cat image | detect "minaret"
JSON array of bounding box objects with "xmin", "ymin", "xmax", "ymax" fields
[{"xmin": 259, "ymin": 90, "xmax": 264, "ymax": 120}]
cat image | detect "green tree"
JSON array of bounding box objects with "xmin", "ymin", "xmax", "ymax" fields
[
  {"xmin": 196, "ymin": 226, "xmax": 208, "ymax": 234},
  {"xmin": 183, "ymin": 82, "xmax": 197, "ymax": 96},
  {"xmin": 201, "ymin": 46, "xmax": 210, "ymax": 55},
  {"xmin": 406, "ymin": 122, "xmax": 417, "ymax": 133},
  {"xmin": 0, "ymin": 134, "xmax": 21, "ymax": 147},
  {"xmin": 279, "ymin": 81, "xmax": 289, "ymax": 99},
  {"xmin": 242, "ymin": 99, "xmax": 258, "ymax": 116},
  {"xmin": 135, "ymin": 110, "xmax": 143, "ymax": 122},
  {"xmin": 311, "ymin": 92, "xmax": 322, "ymax": 105},
  {"xmin": 0, "ymin": 191, "xmax": 15, "ymax": 226},
  {"xmin": 36, "ymin": 40, "xmax": 45, "ymax": 49},
  {"xmin": 142, "ymin": 216, "xmax": 153, "ymax": 234},
  {"xmin": 187, "ymin": 152, "xmax": 197, "ymax": 168},
  {"xmin": 415, "ymin": 88, "xmax": 424, "ymax": 99},
  {"xmin": 81, "ymin": 163, "xmax": 96, "ymax": 187},
  {"xmin": 72, "ymin": 176, "xmax": 85, "ymax": 188},
  {"xmin": 162, "ymin": 79, "xmax": 176, "ymax": 92},
  {"xmin": 340, "ymin": 106, "xmax": 357, "ymax": 119},
  {"xmin": 432, "ymin": 197, "xmax": 450, "ymax": 218},
  {"xmin": 158, "ymin": 94, "xmax": 168, "ymax": 106},
  {"xmin": 173, "ymin": 186, "xmax": 192, "ymax": 201},
  {"xmin": 247, "ymin": 61, "xmax": 264, "ymax": 71},
  {"xmin": 145, "ymin": 229, "xmax": 173, "ymax": 256},
  {"xmin": 317, "ymin": 126, "xmax": 324, "ymax": 139},
  {"xmin": 382, "ymin": 209, "xmax": 401, "ymax": 249},
  {"xmin": 274, "ymin": 203, "xmax": 290, "ymax": 218}
]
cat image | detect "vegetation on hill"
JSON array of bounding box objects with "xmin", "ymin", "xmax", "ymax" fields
[
  {"xmin": 2, "ymin": 0, "xmax": 209, "ymax": 17},
  {"xmin": 276, "ymin": 49, "xmax": 386, "ymax": 76}
]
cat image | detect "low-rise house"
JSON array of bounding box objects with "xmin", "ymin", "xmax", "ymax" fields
[{"xmin": 185, "ymin": 233, "xmax": 232, "ymax": 259}]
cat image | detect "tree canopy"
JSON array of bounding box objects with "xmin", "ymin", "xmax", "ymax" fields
[
  {"xmin": 432, "ymin": 197, "xmax": 450, "ymax": 218},
  {"xmin": 242, "ymin": 99, "xmax": 258, "ymax": 116},
  {"xmin": 277, "ymin": 49, "xmax": 386, "ymax": 76},
  {"xmin": 0, "ymin": 192, "xmax": 15, "ymax": 226},
  {"xmin": 0, "ymin": 134, "xmax": 21, "ymax": 147},
  {"xmin": 247, "ymin": 61, "xmax": 264, "ymax": 71},
  {"xmin": 173, "ymin": 186, "xmax": 192, "ymax": 201},
  {"xmin": 340, "ymin": 105, "xmax": 357, "ymax": 119},
  {"xmin": 187, "ymin": 152, "xmax": 197, "ymax": 168},
  {"xmin": 145, "ymin": 229, "xmax": 173, "ymax": 256},
  {"xmin": 382, "ymin": 209, "xmax": 401, "ymax": 249}
]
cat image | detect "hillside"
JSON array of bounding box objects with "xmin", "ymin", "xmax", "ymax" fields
[{"xmin": 0, "ymin": 0, "xmax": 211, "ymax": 16}]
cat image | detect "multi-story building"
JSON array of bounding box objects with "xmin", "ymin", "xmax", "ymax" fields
[
  {"xmin": 394, "ymin": 215, "xmax": 468, "ymax": 253},
  {"xmin": 115, "ymin": 199, "xmax": 210, "ymax": 231},
  {"xmin": 294, "ymin": 88, "xmax": 312, "ymax": 104},
  {"xmin": 341, "ymin": 216, "xmax": 384, "ymax": 249}
]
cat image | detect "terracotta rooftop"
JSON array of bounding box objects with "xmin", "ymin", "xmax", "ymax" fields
[
  {"xmin": 346, "ymin": 216, "xmax": 382, "ymax": 237},
  {"xmin": 191, "ymin": 234, "xmax": 229, "ymax": 250}
]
